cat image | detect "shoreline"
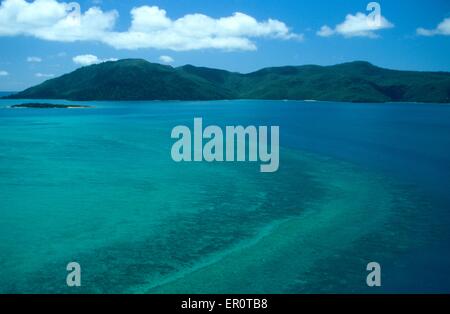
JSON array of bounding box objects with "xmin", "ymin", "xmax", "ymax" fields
[{"xmin": 2, "ymin": 98, "xmax": 449, "ymax": 106}]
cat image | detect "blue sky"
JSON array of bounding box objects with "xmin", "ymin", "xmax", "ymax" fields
[{"xmin": 0, "ymin": 0, "xmax": 449, "ymax": 91}]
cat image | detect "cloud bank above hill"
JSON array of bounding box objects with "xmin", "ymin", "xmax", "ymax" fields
[
  {"xmin": 317, "ymin": 12, "xmax": 394, "ymax": 38},
  {"xmin": 0, "ymin": 0, "xmax": 302, "ymax": 51}
]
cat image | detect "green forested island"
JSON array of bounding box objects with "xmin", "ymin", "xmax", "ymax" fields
[{"xmin": 5, "ymin": 59, "xmax": 450, "ymax": 103}]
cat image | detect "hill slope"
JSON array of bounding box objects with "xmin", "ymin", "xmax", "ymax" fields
[{"xmin": 6, "ymin": 59, "xmax": 450, "ymax": 103}]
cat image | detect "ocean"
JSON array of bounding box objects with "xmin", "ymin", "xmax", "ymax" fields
[{"xmin": 0, "ymin": 99, "xmax": 449, "ymax": 293}]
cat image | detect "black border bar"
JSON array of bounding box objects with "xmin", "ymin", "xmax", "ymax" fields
[{"xmin": 1, "ymin": 294, "xmax": 449, "ymax": 312}]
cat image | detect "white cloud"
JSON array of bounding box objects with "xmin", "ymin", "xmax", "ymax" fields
[
  {"xmin": 0, "ymin": 70, "xmax": 9, "ymax": 76},
  {"xmin": 0, "ymin": 0, "xmax": 301, "ymax": 51},
  {"xmin": 417, "ymin": 17, "xmax": 450, "ymax": 36},
  {"xmin": 73, "ymin": 54, "xmax": 100, "ymax": 66},
  {"xmin": 317, "ymin": 25, "xmax": 334, "ymax": 37},
  {"xmin": 0, "ymin": 0, "xmax": 118, "ymax": 41},
  {"xmin": 104, "ymin": 8, "xmax": 302, "ymax": 51},
  {"xmin": 35, "ymin": 72, "xmax": 54, "ymax": 78},
  {"xmin": 72, "ymin": 54, "xmax": 117, "ymax": 66},
  {"xmin": 317, "ymin": 12, "xmax": 394, "ymax": 38},
  {"xmin": 27, "ymin": 56, "xmax": 42, "ymax": 62},
  {"xmin": 159, "ymin": 55, "xmax": 174, "ymax": 64}
]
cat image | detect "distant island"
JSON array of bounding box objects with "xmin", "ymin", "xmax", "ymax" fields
[
  {"xmin": 4, "ymin": 59, "xmax": 450, "ymax": 103},
  {"xmin": 10, "ymin": 103, "xmax": 90, "ymax": 109}
]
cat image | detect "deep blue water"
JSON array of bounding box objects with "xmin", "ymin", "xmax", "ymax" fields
[
  {"xmin": 0, "ymin": 92, "xmax": 15, "ymax": 97},
  {"xmin": 0, "ymin": 99, "xmax": 449, "ymax": 293}
]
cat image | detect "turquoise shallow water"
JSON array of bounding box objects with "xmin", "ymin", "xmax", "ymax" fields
[{"xmin": 0, "ymin": 99, "xmax": 449, "ymax": 293}]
